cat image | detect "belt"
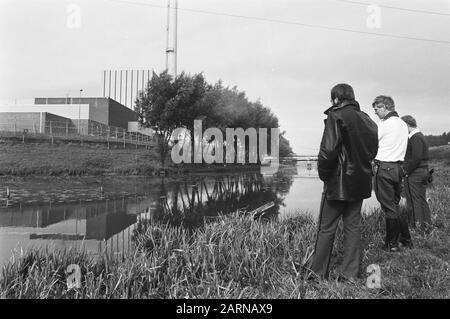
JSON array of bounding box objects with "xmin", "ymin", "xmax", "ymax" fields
[{"xmin": 374, "ymin": 160, "xmax": 403, "ymax": 165}]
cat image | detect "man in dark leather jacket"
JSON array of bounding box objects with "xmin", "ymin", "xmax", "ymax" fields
[{"xmin": 309, "ymin": 83, "xmax": 378, "ymax": 281}]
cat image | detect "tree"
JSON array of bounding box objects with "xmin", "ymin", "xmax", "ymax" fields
[
  {"xmin": 424, "ymin": 131, "xmax": 450, "ymax": 147},
  {"xmin": 135, "ymin": 71, "xmax": 207, "ymax": 165},
  {"xmin": 204, "ymin": 83, "xmax": 281, "ymax": 163},
  {"xmin": 279, "ymin": 132, "xmax": 294, "ymax": 157},
  {"xmin": 135, "ymin": 71, "xmax": 296, "ymax": 166}
]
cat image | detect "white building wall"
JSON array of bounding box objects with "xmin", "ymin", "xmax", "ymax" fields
[{"xmin": 0, "ymin": 104, "xmax": 90, "ymax": 119}]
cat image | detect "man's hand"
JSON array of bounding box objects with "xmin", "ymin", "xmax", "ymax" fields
[
  {"xmin": 371, "ymin": 161, "xmax": 378, "ymax": 176},
  {"xmin": 400, "ymin": 165, "xmax": 407, "ymax": 178}
]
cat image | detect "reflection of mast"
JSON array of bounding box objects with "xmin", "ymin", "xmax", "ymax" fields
[
  {"xmin": 165, "ymin": 0, "xmax": 178, "ymax": 78},
  {"xmin": 100, "ymin": 223, "xmax": 135, "ymax": 260}
]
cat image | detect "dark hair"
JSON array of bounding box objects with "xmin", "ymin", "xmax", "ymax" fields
[
  {"xmin": 331, "ymin": 83, "xmax": 355, "ymax": 102},
  {"xmin": 372, "ymin": 95, "xmax": 395, "ymax": 111},
  {"xmin": 401, "ymin": 115, "xmax": 417, "ymax": 128}
]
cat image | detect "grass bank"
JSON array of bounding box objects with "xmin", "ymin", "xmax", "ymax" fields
[
  {"xmin": 429, "ymin": 145, "xmax": 450, "ymax": 161},
  {"xmin": 1, "ymin": 160, "xmax": 449, "ymax": 299},
  {"xmin": 0, "ymin": 139, "xmax": 161, "ymax": 177},
  {"xmin": 0, "ymin": 139, "xmax": 264, "ymax": 177}
]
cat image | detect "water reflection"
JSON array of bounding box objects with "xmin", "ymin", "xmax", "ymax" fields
[
  {"xmin": 148, "ymin": 171, "xmax": 294, "ymax": 229},
  {"xmin": 0, "ymin": 196, "xmax": 153, "ymax": 268}
]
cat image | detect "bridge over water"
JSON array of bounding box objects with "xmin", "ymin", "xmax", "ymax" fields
[{"xmin": 282, "ymin": 156, "xmax": 318, "ymax": 162}]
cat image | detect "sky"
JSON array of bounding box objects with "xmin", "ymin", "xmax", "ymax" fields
[{"xmin": 1, "ymin": 0, "xmax": 449, "ymax": 154}]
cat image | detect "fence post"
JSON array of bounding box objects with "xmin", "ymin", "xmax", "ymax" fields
[
  {"xmin": 33, "ymin": 121, "xmax": 37, "ymax": 137},
  {"xmin": 135, "ymin": 132, "xmax": 138, "ymax": 149},
  {"xmin": 115, "ymin": 128, "xmax": 118, "ymax": 140},
  {"xmin": 123, "ymin": 129, "xmax": 126, "ymax": 148},
  {"xmin": 107, "ymin": 127, "xmax": 110, "ymax": 149},
  {"xmin": 50, "ymin": 121, "xmax": 53, "ymax": 145},
  {"xmin": 81, "ymin": 127, "xmax": 83, "ymax": 146}
]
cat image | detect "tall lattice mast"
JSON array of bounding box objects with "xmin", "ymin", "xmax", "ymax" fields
[{"xmin": 165, "ymin": 0, "xmax": 178, "ymax": 78}]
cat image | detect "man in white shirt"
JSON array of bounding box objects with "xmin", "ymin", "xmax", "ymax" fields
[{"xmin": 372, "ymin": 95, "xmax": 412, "ymax": 252}]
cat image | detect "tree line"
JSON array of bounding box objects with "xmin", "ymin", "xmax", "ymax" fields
[
  {"xmin": 134, "ymin": 71, "xmax": 293, "ymax": 165},
  {"xmin": 424, "ymin": 132, "xmax": 450, "ymax": 147}
]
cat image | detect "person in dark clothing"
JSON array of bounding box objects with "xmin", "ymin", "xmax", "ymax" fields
[
  {"xmin": 401, "ymin": 115, "xmax": 432, "ymax": 233},
  {"xmin": 308, "ymin": 84, "xmax": 378, "ymax": 281}
]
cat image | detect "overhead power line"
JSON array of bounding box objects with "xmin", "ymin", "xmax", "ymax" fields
[
  {"xmin": 335, "ymin": 0, "xmax": 450, "ymax": 17},
  {"xmin": 105, "ymin": 0, "xmax": 450, "ymax": 45}
]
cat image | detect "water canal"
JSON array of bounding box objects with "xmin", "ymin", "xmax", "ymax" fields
[{"xmin": 0, "ymin": 162, "xmax": 380, "ymax": 268}]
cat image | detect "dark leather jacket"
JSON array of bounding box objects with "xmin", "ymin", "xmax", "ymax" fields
[{"xmin": 318, "ymin": 100, "xmax": 378, "ymax": 201}]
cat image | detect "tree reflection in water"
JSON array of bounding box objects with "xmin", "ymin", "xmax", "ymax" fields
[{"xmin": 134, "ymin": 168, "xmax": 296, "ymax": 236}]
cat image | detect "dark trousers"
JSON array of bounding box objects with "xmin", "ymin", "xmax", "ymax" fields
[
  {"xmin": 374, "ymin": 161, "xmax": 411, "ymax": 245},
  {"xmin": 374, "ymin": 162, "xmax": 402, "ymax": 219},
  {"xmin": 405, "ymin": 167, "xmax": 431, "ymax": 231},
  {"xmin": 310, "ymin": 198, "xmax": 363, "ymax": 279}
]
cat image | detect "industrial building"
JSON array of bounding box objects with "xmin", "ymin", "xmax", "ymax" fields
[{"xmin": 0, "ymin": 97, "xmax": 153, "ymax": 136}]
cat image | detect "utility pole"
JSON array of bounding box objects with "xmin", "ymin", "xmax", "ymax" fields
[
  {"xmin": 174, "ymin": 0, "xmax": 178, "ymax": 77},
  {"xmin": 165, "ymin": 0, "xmax": 178, "ymax": 78},
  {"xmin": 78, "ymin": 89, "xmax": 83, "ymax": 134}
]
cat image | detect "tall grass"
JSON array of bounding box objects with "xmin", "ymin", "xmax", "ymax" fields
[
  {"xmin": 0, "ymin": 214, "xmax": 314, "ymax": 298},
  {"xmin": 1, "ymin": 185, "xmax": 449, "ymax": 299}
]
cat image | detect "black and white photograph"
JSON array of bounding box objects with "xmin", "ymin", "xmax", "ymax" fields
[{"xmin": 0, "ymin": 0, "xmax": 449, "ymax": 302}]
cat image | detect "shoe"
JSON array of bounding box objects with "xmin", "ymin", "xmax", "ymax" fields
[
  {"xmin": 337, "ymin": 274, "xmax": 358, "ymax": 284},
  {"xmin": 383, "ymin": 242, "xmax": 401, "ymax": 252}
]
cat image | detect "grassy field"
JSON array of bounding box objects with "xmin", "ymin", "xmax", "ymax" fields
[
  {"xmin": 429, "ymin": 145, "xmax": 450, "ymax": 160},
  {"xmin": 0, "ymin": 159, "xmax": 449, "ymax": 298},
  {"xmin": 0, "ymin": 138, "xmax": 163, "ymax": 176},
  {"xmin": 0, "ymin": 139, "xmax": 263, "ymax": 177}
]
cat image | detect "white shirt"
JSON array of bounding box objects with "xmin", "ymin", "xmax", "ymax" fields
[
  {"xmin": 408, "ymin": 128, "xmax": 420, "ymax": 139},
  {"xmin": 375, "ymin": 115, "xmax": 408, "ymax": 162}
]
